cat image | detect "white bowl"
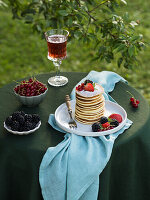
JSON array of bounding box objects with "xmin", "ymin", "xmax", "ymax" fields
[
  {"xmin": 14, "ymin": 87, "xmax": 48, "ymax": 106},
  {"xmin": 4, "ymin": 121, "xmax": 41, "ymax": 135}
]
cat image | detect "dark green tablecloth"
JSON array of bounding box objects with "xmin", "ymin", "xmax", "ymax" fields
[{"xmin": 0, "ymin": 72, "xmax": 149, "ymax": 200}]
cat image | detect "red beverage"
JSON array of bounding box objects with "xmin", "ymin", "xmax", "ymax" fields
[{"xmin": 47, "ymin": 35, "xmax": 67, "ymax": 59}]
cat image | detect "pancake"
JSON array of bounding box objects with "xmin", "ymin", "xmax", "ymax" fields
[{"xmin": 75, "ymin": 82, "xmax": 105, "ymax": 124}]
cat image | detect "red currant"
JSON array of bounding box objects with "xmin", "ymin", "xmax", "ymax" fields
[
  {"xmin": 14, "ymin": 78, "xmax": 47, "ymax": 97},
  {"xmin": 130, "ymin": 97, "xmax": 134, "ymax": 102},
  {"xmin": 127, "ymin": 91, "xmax": 139, "ymax": 108},
  {"xmin": 132, "ymin": 103, "xmax": 138, "ymax": 108}
]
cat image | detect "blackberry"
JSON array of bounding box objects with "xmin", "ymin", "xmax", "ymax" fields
[
  {"xmin": 92, "ymin": 122, "xmax": 100, "ymax": 132},
  {"xmin": 12, "ymin": 111, "xmax": 21, "ymax": 121},
  {"xmin": 32, "ymin": 114, "xmax": 40, "ymax": 123},
  {"xmin": 100, "ymin": 117, "xmax": 108, "ymax": 124},
  {"xmin": 17, "ymin": 115, "xmax": 25, "ymax": 125},
  {"xmin": 25, "ymin": 114, "xmax": 33, "ymax": 122},
  {"xmin": 84, "ymin": 80, "xmax": 93, "ymax": 85},
  {"xmin": 11, "ymin": 121, "xmax": 20, "ymax": 131},
  {"xmin": 18, "ymin": 126, "xmax": 24, "ymax": 132},
  {"xmin": 31, "ymin": 122, "xmax": 37, "ymax": 130},
  {"xmin": 20, "ymin": 111, "xmax": 25, "ymax": 117},
  {"xmin": 110, "ymin": 119, "xmax": 119, "ymax": 127},
  {"xmin": 23, "ymin": 121, "xmax": 33, "ymax": 131},
  {"xmin": 5, "ymin": 116, "xmax": 13, "ymax": 127}
]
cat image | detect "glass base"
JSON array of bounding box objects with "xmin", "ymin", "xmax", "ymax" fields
[{"xmin": 48, "ymin": 76, "xmax": 68, "ymax": 87}]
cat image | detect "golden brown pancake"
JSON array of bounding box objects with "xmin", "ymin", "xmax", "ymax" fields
[{"xmin": 75, "ymin": 83, "xmax": 105, "ymax": 124}]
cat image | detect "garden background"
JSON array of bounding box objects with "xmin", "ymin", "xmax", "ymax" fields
[{"xmin": 0, "ymin": 0, "xmax": 150, "ymax": 103}]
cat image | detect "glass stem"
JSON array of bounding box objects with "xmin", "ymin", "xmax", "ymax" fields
[{"xmin": 53, "ymin": 59, "xmax": 62, "ymax": 78}]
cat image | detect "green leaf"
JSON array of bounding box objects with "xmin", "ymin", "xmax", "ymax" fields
[
  {"xmin": 128, "ymin": 45, "xmax": 135, "ymax": 57},
  {"xmin": 124, "ymin": 62, "xmax": 129, "ymax": 68},
  {"xmin": 117, "ymin": 44, "xmax": 126, "ymax": 52},
  {"xmin": 130, "ymin": 35, "xmax": 140, "ymax": 41},
  {"xmin": 45, "ymin": 20, "xmax": 51, "ymax": 28},
  {"xmin": 95, "ymin": 26, "xmax": 99, "ymax": 33},
  {"xmin": 66, "ymin": 17, "xmax": 73, "ymax": 26},
  {"xmin": 117, "ymin": 57, "xmax": 123, "ymax": 67},
  {"xmin": 58, "ymin": 10, "xmax": 68, "ymax": 16},
  {"xmin": 32, "ymin": 0, "xmax": 40, "ymax": 3},
  {"xmin": 25, "ymin": 15, "xmax": 33, "ymax": 23},
  {"xmin": 99, "ymin": 46, "xmax": 106, "ymax": 56},
  {"xmin": 74, "ymin": 31, "xmax": 82, "ymax": 39},
  {"xmin": 76, "ymin": 14, "xmax": 82, "ymax": 21},
  {"xmin": 36, "ymin": 24, "xmax": 42, "ymax": 32},
  {"xmin": 21, "ymin": 9, "xmax": 36, "ymax": 17}
]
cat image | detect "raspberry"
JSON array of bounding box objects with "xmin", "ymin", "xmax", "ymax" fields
[
  {"xmin": 100, "ymin": 116, "xmax": 108, "ymax": 124},
  {"xmin": 92, "ymin": 122, "xmax": 100, "ymax": 132},
  {"xmin": 102, "ymin": 122, "xmax": 110, "ymax": 128}
]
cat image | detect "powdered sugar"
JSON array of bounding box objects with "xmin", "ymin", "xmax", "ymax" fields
[{"xmin": 76, "ymin": 84, "xmax": 104, "ymax": 97}]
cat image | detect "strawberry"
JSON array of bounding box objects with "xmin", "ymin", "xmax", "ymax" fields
[
  {"xmin": 109, "ymin": 114, "xmax": 122, "ymax": 123},
  {"xmin": 84, "ymin": 83, "xmax": 94, "ymax": 92}
]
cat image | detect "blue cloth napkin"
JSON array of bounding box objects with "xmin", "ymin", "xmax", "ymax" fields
[{"xmin": 39, "ymin": 70, "xmax": 133, "ymax": 200}]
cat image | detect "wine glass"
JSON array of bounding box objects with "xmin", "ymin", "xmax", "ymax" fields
[{"xmin": 45, "ymin": 29, "xmax": 69, "ymax": 87}]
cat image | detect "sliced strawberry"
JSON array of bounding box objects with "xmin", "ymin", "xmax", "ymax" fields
[
  {"xmin": 84, "ymin": 83, "xmax": 94, "ymax": 92},
  {"xmin": 109, "ymin": 114, "xmax": 122, "ymax": 123}
]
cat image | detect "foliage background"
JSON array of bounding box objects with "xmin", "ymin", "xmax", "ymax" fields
[{"xmin": 0, "ymin": 0, "xmax": 150, "ymax": 103}]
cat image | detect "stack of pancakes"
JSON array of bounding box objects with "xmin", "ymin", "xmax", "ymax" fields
[{"xmin": 75, "ymin": 85, "xmax": 105, "ymax": 124}]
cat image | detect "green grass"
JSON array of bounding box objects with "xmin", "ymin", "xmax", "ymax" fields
[{"xmin": 0, "ymin": 0, "xmax": 150, "ymax": 103}]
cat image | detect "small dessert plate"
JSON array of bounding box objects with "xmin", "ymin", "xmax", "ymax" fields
[
  {"xmin": 4, "ymin": 121, "xmax": 41, "ymax": 135},
  {"xmin": 55, "ymin": 100, "xmax": 127, "ymax": 137}
]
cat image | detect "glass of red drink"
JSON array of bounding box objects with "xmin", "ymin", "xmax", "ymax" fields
[{"xmin": 45, "ymin": 29, "xmax": 69, "ymax": 87}]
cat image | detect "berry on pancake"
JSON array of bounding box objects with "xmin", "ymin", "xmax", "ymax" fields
[{"xmin": 84, "ymin": 83, "xmax": 94, "ymax": 92}]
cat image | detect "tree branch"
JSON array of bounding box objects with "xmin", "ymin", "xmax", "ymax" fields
[
  {"xmin": 89, "ymin": 0, "xmax": 110, "ymax": 13},
  {"xmin": 86, "ymin": 10, "xmax": 97, "ymax": 21},
  {"xmin": 75, "ymin": 0, "xmax": 81, "ymax": 7}
]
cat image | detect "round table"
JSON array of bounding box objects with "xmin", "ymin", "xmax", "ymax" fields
[{"xmin": 0, "ymin": 72, "xmax": 149, "ymax": 200}]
